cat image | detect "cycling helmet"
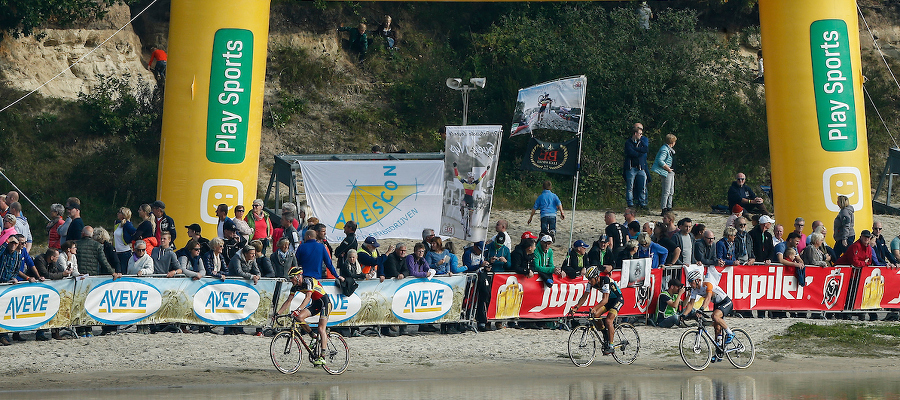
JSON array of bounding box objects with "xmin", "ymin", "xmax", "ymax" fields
[
  {"xmin": 687, "ymin": 271, "xmax": 702, "ymax": 283},
  {"xmin": 288, "ymin": 266, "xmax": 303, "ymax": 277},
  {"xmin": 585, "ymin": 266, "xmax": 601, "ymax": 280}
]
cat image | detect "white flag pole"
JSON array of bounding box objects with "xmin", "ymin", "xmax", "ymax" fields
[{"xmin": 568, "ymin": 76, "xmax": 588, "ymax": 249}]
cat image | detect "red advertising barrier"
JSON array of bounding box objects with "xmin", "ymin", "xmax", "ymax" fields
[
  {"xmin": 486, "ymin": 270, "xmax": 663, "ymax": 320},
  {"xmin": 853, "ymin": 266, "xmax": 900, "ymax": 310},
  {"xmin": 690, "ymin": 264, "xmax": 853, "ymax": 311}
]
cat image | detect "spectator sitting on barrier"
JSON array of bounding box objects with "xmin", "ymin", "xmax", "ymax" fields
[
  {"xmin": 726, "ymin": 204, "xmax": 743, "ymax": 230},
  {"xmin": 75, "ymin": 226, "xmax": 114, "ymax": 276},
  {"xmin": 150, "ymin": 232, "xmax": 180, "ymax": 277},
  {"xmin": 426, "ymin": 236, "xmax": 452, "ymax": 275},
  {"xmin": 750, "ymin": 215, "xmax": 775, "ymax": 263},
  {"xmin": 511, "ymin": 237, "xmax": 537, "ymax": 278},
  {"xmin": 801, "ymin": 232, "xmax": 830, "ymax": 267},
  {"xmin": 270, "ymin": 238, "xmax": 297, "ymax": 278},
  {"xmin": 333, "ymin": 221, "xmax": 358, "ymax": 269},
  {"xmin": 357, "ymin": 236, "xmax": 389, "ymax": 278},
  {"xmin": 445, "ymin": 241, "xmax": 465, "ymax": 274},
  {"xmin": 380, "ymin": 243, "xmax": 408, "ymax": 282},
  {"xmin": 833, "ymin": 195, "xmax": 855, "ymax": 257},
  {"xmin": 297, "ymin": 229, "xmax": 341, "ymax": 281},
  {"xmin": 835, "ymin": 230, "xmax": 873, "ymax": 268},
  {"xmin": 562, "ymin": 240, "xmax": 590, "ymax": 277},
  {"xmin": 587, "ymin": 234, "xmax": 612, "ymax": 269},
  {"xmin": 462, "ymin": 241, "xmax": 486, "ymax": 272},
  {"xmin": 127, "ymin": 240, "xmax": 153, "ymax": 276},
  {"xmin": 222, "ymin": 220, "xmax": 247, "ymax": 263},
  {"xmin": 251, "ymin": 240, "xmax": 275, "ymax": 278},
  {"xmin": 654, "ymin": 222, "xmax": 679, "ymax": 266},
  {"xmin": 716, "ymin": 227, "xmax": 738, "ymax": 266},
  {"xmin": 178, "ymin": 239, "xmax": 207, "ymax": 280},
  {"xmin": 605, "ymin": 211, "xmax": 629, "ymax": 254},
  {"xmin": 535, "ymin": 234, "xmax": 559, "ymax": 286},
  {"xmin": 406, "ymin": 243, "xmax": 431, "ymax": 278},
  {"xmin": 727, "ymin": 172, "xmax": 769, "ymax": 215},
  {"xmin": 614, "ymin": 239, "xmax": 640, "ymax": 271},
  {"xmin": 872, "ymin": 221, "xmax": 898, "ymax": 265},
  {"xmin": 627, "ymin": 220, "xmax": 641, "ymax": 241},
  {"xmin": 93, "ymin": 227, "xmax": 120, "ymax": 278},
  {"xmin": 656, "ymin": 278, "xmax": 685, "ymax": 328},
  {"xmin": 695, "ymin": 229, "xmax": 720, "ymax": 267},
  {"xmin": 637, "ymin": 232, "xmax": 667, "ymax": 269},
  {"xmin": 204, "ymin": 237, "xmax": 228, "ymax": 280},
  {"xmin": 229, "ymin": 244, "xmax": 261, "ymax": 285},
  {"xmin": 733, "ymin": 217, "xmax": 755, "ymax": 266},
  {"xmin": 484, "ymin": 234, "xmax": 511, "ymax": 272}
]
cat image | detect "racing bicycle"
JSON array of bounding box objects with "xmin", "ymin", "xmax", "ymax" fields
[
  {"xmin": 269, "ymin": 314, "xmax": 350, "ymax": 375},
  {"xmin": 678, "ymin": 311, "xmax": 755, "ymax": 371},
  {"xmin": 567, "ymin": 313, "xmax": 640, "ymax": 366}
]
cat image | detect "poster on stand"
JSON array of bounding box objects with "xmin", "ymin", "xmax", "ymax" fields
[{"xmin": 440, "ymin": 125, "xmax": 503, "ymax": 241}]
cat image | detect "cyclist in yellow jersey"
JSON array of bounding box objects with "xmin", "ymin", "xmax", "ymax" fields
[
  {"xmin": 277, "ymin": 266, "xmax": 332, "ymax": 365},
  {"xmin": 453, "ymin": 162, "xmax": 490, "ymax": 236}
]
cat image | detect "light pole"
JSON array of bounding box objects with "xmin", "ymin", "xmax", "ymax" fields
[{"xmin": 446, "ymin": 77, "xmax": 486, "ymax": 125}]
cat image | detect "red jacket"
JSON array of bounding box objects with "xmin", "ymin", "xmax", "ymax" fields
[{"xmin": 836, "ymin": 240, "xmax": 871, "ymax": 268}]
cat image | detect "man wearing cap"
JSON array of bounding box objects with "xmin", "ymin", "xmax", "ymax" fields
[
  {"xmin": 562, "ymin": 240, "xmax": 590, "ymax": 278},
  {"xmin": 483, "ymin": 234, "xmax": 511, "ymax": 272},
  {"xmin": 534, "ymin": 235, "xmax": 558, "ymax": 287},
  {"xmin": 358, "ymin": 235, "xmax": 393, "ymax": 277},
  {"xmin": 527, "ymin": 181, "xmax": 565, "ymax": 237},
  {"xmin": 333, "ymin": 221, "xmax": 359, "ymax": 268},
  {"xmin": 65, "ymin": 198, "xmax": 84, "ymax": 243},
  {"xmin": 749, "ymin": 215, "xmax": 775, "ymax": 263},
  {"xmin": 836, "ymin": 230, "xmax": 875, "ymax": 268},
  {"xmin": 463, "ymin": 241, "xmax": 486, "ymax": 272},
  {"xmin": 151, "ymin": 200, "xmax": 177, "ymax": 247},
  {"xmin": 296, "ymin": 230, "xmax": 341, "ymax": 281},
  {"xmin": 726, "ymin": 205, "xmax": 743, "ymax": 229},
  {"xmin": 177, "ymin": 224, "xmax": 210, "ymax": 258},
  {"xmin": 727, "ymin": 172, "xmax": 769, "ymax": 215},
  {"xmin": 588, "ymin": 235, "xmax": 613, "ymax": 270},
  {"xmin": 222, "ymin": 220, "xmax": 247, "ymax": 263}
]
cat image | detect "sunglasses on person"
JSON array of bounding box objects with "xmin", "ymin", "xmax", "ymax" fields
[
  {"xmin": 191, "ymin": 247, "xmax": 202, "ymax": 251},
  {"xmin": 135, "ymin": 248, "xmax": 146, "ymax": 253}
]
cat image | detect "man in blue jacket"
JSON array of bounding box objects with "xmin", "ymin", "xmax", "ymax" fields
[
  {"xmin": 623, "ymin": 123, "xmax": 649, "ymax": 210},
  {"xmin": 295, "ymin": 230, "xmax": 342, "ymax": 281}
]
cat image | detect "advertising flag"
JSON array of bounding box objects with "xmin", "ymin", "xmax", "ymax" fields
[
  {"xmin": 520, "ymin": 137, "xmax": 580, "ymax": 175},
  {"xmin": 441, "ymin": 125, "xmax": 503, "ymax": 241},
  {"xmin": 510, "ymin": 76, "xmax": 586, "ymax": 137}
]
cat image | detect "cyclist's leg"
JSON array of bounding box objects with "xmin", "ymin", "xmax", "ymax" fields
[
  {"xmin": 604, "ymin": 308, "xmax": 618, "ymax": 344},
  {"xmin": 317, "ymin": 298, "xmax": 332, "ymax": 355},
  {"xmin": 712, "ymin": 308, "xmax": 726, "ymax": 337},
  {"xmin": 589, "ymin": 304, "xmax": 609, "ymax": 332}
]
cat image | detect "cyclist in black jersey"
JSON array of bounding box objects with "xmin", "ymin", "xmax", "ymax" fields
[{"xmin": 569, "ymin": 266, "xmax": 624, "ymax": 355}]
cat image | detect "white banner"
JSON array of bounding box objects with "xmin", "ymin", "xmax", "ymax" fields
[
  {"xmin": 620, "ymin": 258, "xmax": 652, "ymax": 288},
  {"xmin": 510, "ymin": 76, "xmax": 586, "ymax": 137},
  {"xmin": 441, "ymin": 125, "xmax": 503, "ymax": 241},
  {"xmin": 299, "ymin": 160, "xmax": 445, "ymax": 242}
]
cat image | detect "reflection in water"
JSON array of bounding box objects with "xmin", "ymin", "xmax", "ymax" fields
[{"xmin": 5, "ymin": 372, "xmax": 900, "ymax": 399}]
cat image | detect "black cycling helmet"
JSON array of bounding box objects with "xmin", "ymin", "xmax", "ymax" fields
[{"xmin": 288, "ymin": 266, "xmax": 303, "ymax": 277}]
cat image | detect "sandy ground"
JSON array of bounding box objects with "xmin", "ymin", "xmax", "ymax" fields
[{"xmin": 3, "ymin": 208, "xmax": 900, "ymax": 391}]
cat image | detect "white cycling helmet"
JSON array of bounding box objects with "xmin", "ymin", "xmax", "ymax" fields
[
  {"xmin": 585, "ymin": 266, "xmax": 601, "ymax": 280},
  {"xmin": 687, "ymin": 271, "xmax": 703, "ymax": 283}
]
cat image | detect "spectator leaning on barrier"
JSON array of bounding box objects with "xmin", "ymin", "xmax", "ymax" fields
[
  {"xmin": 406, "ymin": 243, "xmax": 431, "ymax": 278},
  {"xmin": 152, "ymin": 232, "xmax": 181, "ymax": 276},
  {"xmin": 511, "ymin": 237, "xmax": 537, "ymax": 279},
  {"xmin": 57, "ymin": 240, "xmax": 82, "ymax": 278},
  {"xmin": 462, "ymin": 241, "xmax": 485, "ymax": 272},
  {"xmin": 358, "ymin": 236, "xmax": 390, "ymax": 277},
  {"xmin": 587, "ymin": 234, "xmax": 613, "ymax": 269},
  {"xmin": 733, "ymin": 217, "xmax": 755, "ymax": 265},
  {"xmin": 656, "ymin": 278, "xmax": 685, "ymax": 328},
  {"xmin": 727, "ymin": 172, "xmax": 769, "ymax": 215},
  {"xmin": 716, "ymin": 227, "xmax": 738, "ymax": 266},
  {"xmin": 872, "ymin": 221, "xmax": 898, "ymax": 265},
  {"xmin": 695, "ymin": 229, "xmax": 719, "ymax": 267},
  {"xmin": 426, "ymin": 236, "xmax": 452, "ymax": 275},
  {"xmin": 750, "ymin": 215, "xmax": 775, "ymax": 263},
  {"xmin": 75, "ymin": 226, "xmax": 114, "ymax": 276},
  {"xmin": 339, "ymin": 249, "xmax": 366, "ymax": 281},
  {"xmin": 484, "ymin": 234, "xmax": 511, "ymax": 272},
  {"xmin": 229, "ymin": 244, "xmax": 261, "ymax": 285},
  {"xmin": 535, "ymin": 235, "xmax": 558, "ymax": 286},
  {"xmin": 204, "ymin": 237, "xmax": 228, "ymax": 280},
  {"xmin": 801, "ymin": 232, "xmax": 831, "ymax": 267},
  {"xmin": 128, "ymin": 240, "xmax": 153, "ymax": 276},
  {"xmin": 270, "ymin": 238, "xmax": 297, "ymax": 278},
  {"xmin": 31, "ymin": 248, "xmax": 63, "ymax": 281},
  {"xmin": 637, "ymin": 232, "xmax": 667, "ymax": 269},
  {"xmin": 562, "ymin": 240, "xmax": 590, "ymax": 278},
  {"xmin": 381, "ymin": 243, "xmax": 408, "ymax": 281},
  {"xmin": 178, "ymin": 239, "xmax": 207, "ymax": 280}
]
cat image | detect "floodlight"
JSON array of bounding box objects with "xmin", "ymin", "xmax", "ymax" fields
[
  {"xmin": 445, "ymin": 78, "xmax": 463, "ymax": 90},
  {"xmin": 470, "ymin": 78, "xmax": 486, "ymax": 88}
]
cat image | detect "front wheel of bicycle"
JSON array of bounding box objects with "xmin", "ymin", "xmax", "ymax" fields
[
  {"xmin": 567, "ymin": 325, "xmax": 598, "ymax": 367},
  {"xmin": 679, "ymin": 330, "xmax": 712, "ymax": 371},
  {"xmin": 611, "ymin": 323, "xmax": 640, "ymax": 365},
  {"xmin": 270, "ymin": 331, "xmax": 303, "ymax": 374},
  {"xmin": 724, "ymin": 329, "xmax": 755, "ymax": 369},
  {"xmin": 321, "ymin": 332, "xmax": 350, "ymax": 375}
]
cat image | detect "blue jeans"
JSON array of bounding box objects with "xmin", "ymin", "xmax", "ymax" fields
[
  {"xmin": 625, "ymin": 168, "xmax": 647, "ymax": 207},
  {"xmin": 540, "ymin": 216, "xmax": 557, "ymax": 236}
]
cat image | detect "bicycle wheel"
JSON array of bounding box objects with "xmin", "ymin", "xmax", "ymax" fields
[
  {"xmin": 270, "ymin": 331, "xmax": 303, "ymax": 374},
  {"xmin": 679, "ymin": 329, "xmax": 712, "ymax": 371},
  {"xmin": 611, "ymin": 323, "xmax": 640, "ymax": 365},
  {"xmin": 567, "ymin": 326, "xmax": 598, "ymax": 367},
  {"xmin": 724, "ymin": 329, "xmax": 755, "ymax": 369},
  {"xmin": 321, "ymin": 332, "xmax": 350, "ymax": 375}
]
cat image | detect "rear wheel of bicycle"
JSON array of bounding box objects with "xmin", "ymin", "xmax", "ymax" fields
[
  {"xmin": 270, "ymin": 331, "xmax": 303, "ymax": 374},
  {"xmin": 567, "ymin": 325, "xmax": 598, "ymax": 367},
  {"xmin": 611, "ymin": 323, "xmax": 640, "ymax": 365},
  {"xmin": 679, "ymin": 330, "xmax": 712, "ymax": 371},
  {"xmin": 724, "ymin": 329, "xmax": 755, "ymax": 369},
  {"xmin": 321, "ymin": 332, "xmax": 350, "ymax": 375}
]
